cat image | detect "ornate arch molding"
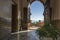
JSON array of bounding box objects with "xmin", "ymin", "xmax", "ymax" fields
[{"xmin": 29, "ymin": 0, "xmax": 47, "ymax": 5}]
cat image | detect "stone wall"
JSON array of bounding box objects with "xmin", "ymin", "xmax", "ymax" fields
[
  {"xmin": 0, "ymin": 0, "xmax": 11, "ymax": 18},
  {"xmin": 0, "ymin": 0, "xmax": 12, "ymax": 31},
  {"xmin": 51, "ymin": 0, "xmax": 60, "ymax": 31},
  {"xmin": 52, "ymin": 0, "xmax": 60, "ymax": 20}
]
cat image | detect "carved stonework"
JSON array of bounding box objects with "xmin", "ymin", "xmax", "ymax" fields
[
  {"xmin": 44, "ymin": 0, "xmax": 50, "ymax": 24},
  {"xmin": 29, "ymin": 0, "xmax": 45, "ymax": 5}
]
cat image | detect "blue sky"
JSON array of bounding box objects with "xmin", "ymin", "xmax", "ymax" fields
[{"xmin": 30, "ymin": 1, "xmax": 44, "ymax": 22}]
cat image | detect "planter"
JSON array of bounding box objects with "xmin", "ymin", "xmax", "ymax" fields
[{"xmin": 40, "ymin": 37, "xmax": 52, "ymax": 40}]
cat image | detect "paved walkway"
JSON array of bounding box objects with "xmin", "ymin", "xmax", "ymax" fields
[
  {"xmin": 0, "ymin": 17, "xmax": 39, "ymax": 40},
  {"xmin": 1, "ymin": 26, "xmax": 60, "ymax": 40},
  {"xmin": 9, "ymin": 30, "xmax": 39, "ymax": 40},
  {"xmin": 0, "ymin": 26, "xmax": 39, "ymax": 40}
]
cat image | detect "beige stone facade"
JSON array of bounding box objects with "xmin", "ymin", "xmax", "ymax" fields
[{"xmin": 51, "ymin": 0, "xmax": 60, "ymax": 31}]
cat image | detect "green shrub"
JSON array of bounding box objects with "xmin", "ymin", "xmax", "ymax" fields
[{"xmin": 36, "ymin": 22, "xmax": 59, "ymax": 40}]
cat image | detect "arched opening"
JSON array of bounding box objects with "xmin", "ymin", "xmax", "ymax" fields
[{"xmin": 28, "ymin": 1, "xmax": 44, "ymax": 29}]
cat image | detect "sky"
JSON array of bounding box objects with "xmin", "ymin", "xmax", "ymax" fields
[{"xmin": 30, "ymin": 1, "xmax": 44, "ymax": 22}]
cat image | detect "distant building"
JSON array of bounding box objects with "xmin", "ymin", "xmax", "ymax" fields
[{"xmin": 37, "ymin": 20, "xmax": 44, "ymax": 27}]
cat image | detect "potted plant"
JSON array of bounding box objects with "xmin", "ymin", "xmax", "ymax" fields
[{"xmin": 36, "ymin": 22, "xmax": 59, "ymax": 40}]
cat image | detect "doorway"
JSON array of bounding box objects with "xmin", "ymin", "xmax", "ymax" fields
[
  {"xmin": 28, "ymin": 1, "xmax": 44, "ymax": 30},
  {"xmin": 12, "ymin": 3, "xmax": 18, "ymax": 32}
]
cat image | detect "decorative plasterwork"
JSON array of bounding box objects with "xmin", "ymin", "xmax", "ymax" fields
[
  {"xmin": 12, "ymin": 0, "xmax": 18, "ymax": 4},
  {"xmin": 29, "ymin": 0, "xmax": 47, "ymax": 4}
]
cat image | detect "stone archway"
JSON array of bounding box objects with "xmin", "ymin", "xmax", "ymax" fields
[
  {"xmin": 28, "ymin": 0, "xmax": 44, "ymax": 28},
  {"xmin": 27, "ymin": 0, "xmax": 50, "ymax": 25}
]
